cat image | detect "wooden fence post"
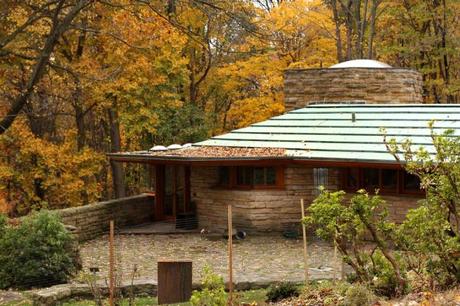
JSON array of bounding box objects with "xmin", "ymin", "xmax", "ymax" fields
[
  {"xmin": 227, "ymin": 204, "xmax": 233, "ymax": 305},
  {"xmin": 109, "ymin": 220, "xmax": 115, "ymax": 306},
  {"xmin": 301, "ymin": 199, "xmax": 309, "ymax": 284}
]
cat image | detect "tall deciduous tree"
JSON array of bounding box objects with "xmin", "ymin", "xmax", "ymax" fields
[
  {"xmin": 0, "ymin": 0, "xmax": 95, "ymax": 134},
  {"xmin": 325, "ymin": 0, "xmax": 383, "ymax": 61}
]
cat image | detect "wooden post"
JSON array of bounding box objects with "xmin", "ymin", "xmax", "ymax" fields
[
  {"xmin": 109, "ymin": 220, "xmax": 115, "ymax": 306},
  {"xmin": 172, "ymin": 166, "xmax": 177, "ymax": 217},
  {"xmin": 300, "ymin": 199, "xmax": 309, "ymax": 284},
  {"xmin": 333, "ymin": 232, "xmax": 338, "ymax": 282},
  {"xmin": 227, "ymin": 204, "xmax": 233, "ymax": 305}
]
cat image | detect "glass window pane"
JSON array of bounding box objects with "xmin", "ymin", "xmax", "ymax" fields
[
  {"xmin": 382, "ymin": 169, "xmax": 397, "ymax": 191},
  {"xmin": 266, "ymin": 167, "xmax": 277, "ymax": 185},
  {"xmin": 254, "ymin": 167, "xmax": 265, "ymax": 185},
  {"xmin": 404, "ymin": 172, "xmax": 421, "ymax": 191},
  {"xmin": 363, "ymin": 168, "xmax": 379, "ymax": 191},
  {"xmin": 237, "ymin": 167, "xmax": 253, "ymax": 185},
  {"xmin": 218, "ymin": 167, "xmax": 229, "ymax": 186},
  {"xmin": 346, "ymin": 168, "xmax": 360, "ymax": 189}
]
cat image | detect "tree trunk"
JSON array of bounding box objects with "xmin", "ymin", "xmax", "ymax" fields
[
  {"xmin": 331, "ymin": 0, "xmax": 344, "ymax": 62},
  {"xmin": 344, "ymin": 1, "xmax": 354, "ymax": 60},
  {"xmin": 0, "ymin": 0, "xmax": 93, "ymax": 134},
  {"xmin": 107, "ymin": 97, "xmax": 126, "ymax": 199},
  {"xmin": 367, "ymin": 0, "xmax": 379, "ymax": 59}
]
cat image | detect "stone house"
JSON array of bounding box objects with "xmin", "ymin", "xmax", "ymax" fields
[{"xmin": 109, "ymin": 59, "xmax": 460, "ymax": 233}]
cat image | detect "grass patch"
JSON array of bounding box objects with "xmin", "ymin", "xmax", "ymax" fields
[{"xmin": 60, "ymin": 289, "xmax": 267, "ymax": 305}]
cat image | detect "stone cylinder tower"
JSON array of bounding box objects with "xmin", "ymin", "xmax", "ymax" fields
[{"xmin": 283, "ymin": 59, "xmax": 424, "ymax": 112}]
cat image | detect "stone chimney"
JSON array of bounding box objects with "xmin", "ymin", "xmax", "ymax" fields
[{"xmin": 283, "ymin": 59, "xmax": 424, "ymax": 112}]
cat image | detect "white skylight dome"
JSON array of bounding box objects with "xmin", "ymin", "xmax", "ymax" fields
[
  {"xmin": 167, "ymin": 144, "xmax": 182, "ymax": 150},
  {"xmin": 330, "ymin": 59, "xmax": 392, "ymax": 69},
  {"xmin": 150, "ymin": 145, "xmax": 167, "ymax": 151}
]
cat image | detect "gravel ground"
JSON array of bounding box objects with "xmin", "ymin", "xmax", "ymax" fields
[{"xmin": 78, "ymin": 234, "xmax": 342, "ymax": 284}]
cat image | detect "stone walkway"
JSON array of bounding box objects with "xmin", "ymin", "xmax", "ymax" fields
[{"xmin": 78, "ymin": 234, "xmax": 342, "ymax": 285}]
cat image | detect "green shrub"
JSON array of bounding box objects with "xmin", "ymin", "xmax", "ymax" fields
[
  {"xmin": 369, "ymin": 250, "xmax": 408, "ymax": 297},
  {"xmin": 0, "ymin": 210, "xmax": 80, "ymax": 289},
  {"xmin": 304, "ymin": 189, "xmax": 407, "ymax": 297},
  {"xmin": 396, "ymin": 204, "xmax": 460, "ymax": 287},
  {"xmin": 190, "ymin": 265, "xmax": 227, "ymax": 306},
  {"xmin": 300, "ymin": 280, "xmax": 350, "ymax": 305},
  {"xmin": 0, "ymin": 213, "xmax": 6, "ymax": 235},
  {"xmin": 343, "ymin": 284, "xmax": 376, "ymax": 306},
  {"xmin": 386, "ymin": 127, "xmax": 460, "ymax": 287},
  {"xmin": 266, "ymin": 282, "xmax": 300, "ymax": 302}
]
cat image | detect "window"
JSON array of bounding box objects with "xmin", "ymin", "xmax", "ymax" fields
[
  {"xmin": 313, "ymin": 168, "xmax": 328, "ymax": 195},
  {"xmin": 363, "ymin": 168, "xmax": 379, "ymax": 190},
  {"xmin": 345, "ymin": 168, "xmax": 359, "ymax": 190},
  {"xmin": 217, "ymin": 166, "xmax": 284, "ymax": 189},
  {"xmin": 237, "ymin": 167, "xmax": 253, "ymax": 186},
  {"xmin": 341, "ymin": 168, "xmax": 423, "ymax": 195},
  {"xmin": 381, "ymin": 169, "xmax": 397, "ymax": 192},
  {"xmin": 402, "ymin": 171, "xmax": 422, "ymax": 194},
  {"xmin": 218, "ymin": 167, "xmax": 230, "ymax": 186}
]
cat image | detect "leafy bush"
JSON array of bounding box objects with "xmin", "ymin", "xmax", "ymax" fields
[
  {"xmin": 343, "ymin": 283, "xmax": 376, "ymax": 306},
  {"xmin": 190, "ymin": 265, "xmax": 227, "ymax": 306},
  {"xmin": 0, "ymin": 210, "xmax": 80, "ymax": 289},
  {"xmin": 386, "ymin": 127, "xmax": 460, "ymax": 287},
  {"xmin": 368, "ymin": 250, "xmax": 407, "ymax": 297},
  {"xmin": 396, "ymin": 205, "xmax": 460, "ymax": 287},
  {"xmin": 0, "ymin": 213, "xmax": 6, "ymax": 235},
  {"xmin": 266, "ymin": 282, "xmax": 300, "ymax": 302},
  {"xmin": 304, "ymin": 189, "xmax": 407, "ymax": 297}
]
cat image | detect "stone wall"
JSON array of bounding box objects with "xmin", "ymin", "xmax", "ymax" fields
[
  {"xmin": 284, "ymin": 68, "xmax": 424, "ymax": 112},
  {"xmin": 190, "ymin": 166, "xmax": 421, "ymax": 233},
  {"xmin": 378, "ymin": 194, "xmax": 421, "ymax": 223},
  {"xmin": 191, "ymin": 166, "xmax": 337, "ymax": 233},
  {"xmin": 56, "ymin": 194, "xmax": 155, "ymax": 241}
]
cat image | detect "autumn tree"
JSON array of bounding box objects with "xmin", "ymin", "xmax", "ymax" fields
[
  {"xmin": 0, "ymin": 0, "xmax": 95, "ymax": 134},
  {"xmin": 324, "ymin": 0, "xmax": 384, "ymax": 61},
  {"xmin": 377, "ymin": 0, "xmax": 460, "ymax": 102}
]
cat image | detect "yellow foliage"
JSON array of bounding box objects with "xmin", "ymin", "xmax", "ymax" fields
[{"xmin": 0, "ymin": 121, "xmax": 105, "ymax": 216}]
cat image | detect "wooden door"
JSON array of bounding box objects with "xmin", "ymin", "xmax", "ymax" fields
[{"xmin": 155, "ymin": 165, "xmax": 191, "ymax": 221}]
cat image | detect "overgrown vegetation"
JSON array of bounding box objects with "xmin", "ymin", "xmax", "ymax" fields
[
  {"xmin": 305, "ymin": 127, "xmax": 460, "ymax": 299},
  {"xmin": 0, "ymin": 211, "xmax": 80, "ymax": 289},
  {"xmin": 266, "ymin": 282, "xmax": 300, "ymax": 302},
  {"xmin": 305, "ymin": 189, "xmax": 407, "ymax": 296},
  {"xmin": 387, "ymin": 126, "xmax": 460, "ymax": 286},
  {"xmin": 190, "ymin": 266, "xmax": 227, "ymax": 306}
]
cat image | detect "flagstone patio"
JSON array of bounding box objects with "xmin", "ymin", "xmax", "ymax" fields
[{"xmin": 78, "ymin": 233, "xmax": 343, "ymax": 285}]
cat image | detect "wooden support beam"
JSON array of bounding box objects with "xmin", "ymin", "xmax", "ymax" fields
[{"xmin": 172, "ymin": 166, "xmax": 177, "ymax": 217}]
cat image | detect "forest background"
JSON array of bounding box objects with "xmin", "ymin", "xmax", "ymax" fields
[{"xmin": 0, "ymin": 0, "xmax": 459, "ymax": 216}]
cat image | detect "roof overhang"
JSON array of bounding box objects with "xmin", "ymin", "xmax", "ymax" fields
[{"xmin": 107, "ymin": 152, "xmax": 404, "ymax": 169}]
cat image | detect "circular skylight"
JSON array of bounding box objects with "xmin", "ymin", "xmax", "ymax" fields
[
  {"xmin": 330, "ymin": 59, "xmax": 392, "ymax": 68},
  {"xmin": 150, "ymin": 145, "xmax": 167, "ymax": 151}
]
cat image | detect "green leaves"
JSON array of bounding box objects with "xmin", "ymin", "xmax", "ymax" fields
[
  {"xmin": 305, "ymin": 189, "xmax": 407, "ymax": 296},
  {"xmin": 190, "ymin": 265, "xmax": 227, "ymax": 306},
  {"xmin": 0, "ymin": 211, "xmax": 80, "ymax": 289}
]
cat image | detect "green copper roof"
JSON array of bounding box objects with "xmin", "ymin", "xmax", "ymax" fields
[{"xmin": 196, "ymin": 104, "xmax": 460, "ymax": 163}]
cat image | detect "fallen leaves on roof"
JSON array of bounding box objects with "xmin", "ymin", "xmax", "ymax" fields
[{"xmin": 122, "ymin": 146, "xmax": 286, "ymax": 158}]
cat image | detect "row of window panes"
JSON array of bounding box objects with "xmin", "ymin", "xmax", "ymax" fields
[
  {"xmin": 344, "ymin": 168, "xmax": 422, "ymax": 194},
  {"xmin": 218, "ymin": 166, "xmax": 277, "ymax": 187}
]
